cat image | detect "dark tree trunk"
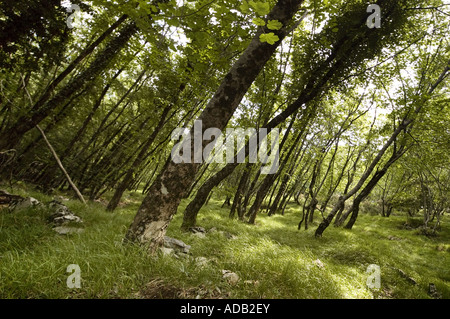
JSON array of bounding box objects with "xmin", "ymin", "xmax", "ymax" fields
[
  {"xmin": 344, "ymin": 145, "xmax": 406, "ymax": 229},
  {"xmin": 61, "ymin": 67, "xmax": 125, "ymax": 161},
  {"xmin": 230, "ymin": 163, "xmax": 252, "ymax": 219},
  {"xmin": 181, "ymin": 162, "xmax": 240, "ymax": 230},
  {"xmin": 0, "ymin": 20, "xmax": 138, "ymax": 151},
  {"xmin": 315, "ymin": 118, "xmax": 411, "ymax": 237},
  {"xmin": 125, "ymin": 0, "xmax": 306, "ymax": 252},
  {"xmin": 106, "ymin": 100, "xmax": 174, "ymax": 211}
]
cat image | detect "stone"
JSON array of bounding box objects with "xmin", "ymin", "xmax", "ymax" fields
[
  {"xmin": 313, "ymin": 259, "xmax": 325, "ymax": 268},
  {"xmin": 428, "ymin": 283, "xmax": 441, "ymax": 299},
  {"xmin": 55, "ymin": 196, "xmax": 70, "ymax": 202},
  {"xmin": 10, "ymin": 197, "xmax": 41, "ymax": 211},
  {"xmin": 53, "ymin": 226, "xmax": 84, "ymax": 235},
  {"xmin": 160, "ymin": 247, "xmax": 174, "ymax": 256},
  {"xmin": 189, "ymin": 226, "xmax": 206, "ymax": 234},
  {"xmin": 397, "ymin": 268, "xmax": 417, "ymax": 285},
  {"xmin": 47, "ymin": 200, "xmax": 82, "ymax": 225},
  {"xmin": 195, "ymin": 257, "xmax": 208, "ymax": 267},
  {"xmin": 222, "ymin": 270, "xmax": 239, "ymax": 285},
  {"xmin": 163, "ymin": 236, "xmax": 191, "ymax": 254},
  {"xmin": 193, "ymin": 232, "xmax": 206, "ymax": 238},
  {"xmin": 0, "ymin": 190, "xmax": 24, "ymax": 206}
]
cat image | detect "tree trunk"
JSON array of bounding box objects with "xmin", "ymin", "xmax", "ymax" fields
[
  {"xmin": 125, "ymin": 0, "xmax": 306, "ymax": 252},
  {"xmin": 315, "ymin": 118, "xmax": 411, "ymax": 237},
  {"xmin": 181, "ymin": 163, "xmax": 239, "ymax": 230},
  {"xmin": 230, "ymin": 163, "xmax": 252, "ymax": 219},
  {"xmin": 344, "ymin": 145, "xmax": 406, "ymax": 229},
  {"xmin": 0, "ymin": 20, "xmax": 138, "ymax": 151},
  {"xmin": 106, "ymin": 101, "xmax": 173, "ymax": 211}
]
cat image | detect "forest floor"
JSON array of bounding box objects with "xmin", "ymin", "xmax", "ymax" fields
[{"xmin": 0, "ymin": 182, "xmax": 449, "ymax": 299}]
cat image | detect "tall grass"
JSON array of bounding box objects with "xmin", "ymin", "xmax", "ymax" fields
[{"xmin": 0, "ymin": 186, "xmax": 448, "ymax": 299}]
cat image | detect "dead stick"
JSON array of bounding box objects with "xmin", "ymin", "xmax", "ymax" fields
[{"xmin": 36, "ymin": 125, "xmax": 87, "ymax": 205}]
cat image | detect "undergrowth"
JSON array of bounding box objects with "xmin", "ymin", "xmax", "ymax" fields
[{"xmin": 0, "ymin": 184, "xmax": 448, "ymax": 299}]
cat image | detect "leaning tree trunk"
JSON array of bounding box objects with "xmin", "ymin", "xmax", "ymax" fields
[
  {"xmin": 0, "ymin": 20, "xmax": 138, "ymax": 151},
  {"xmin": 248, "ymin": 117, "xmax": 301, "ymax": 224},
  {"xmin": 344, "ymin": 145, "xmax": 406, "ymax": 229},
  {"xmin": 229, "ymin": 163, "xmax": 252, "ymax": 219},
  {"xmin": 125, "ymin": 0, "xmax": 306, "ymax": 252},
  {"xmin": 106, "ymin": 103, "xmax": 172, "ymax": 211},
  {"xmin": 181, "ymin": 162, "xmax": 240, "ymax": 230},
  {"xmin": 315, "ymin": 118, "xmax": 412, "ymax": 237}
]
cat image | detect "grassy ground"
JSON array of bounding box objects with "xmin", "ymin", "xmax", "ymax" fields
[{"xmin": 0, "ymin": 183, "xmax": 449, "ymax": 299}]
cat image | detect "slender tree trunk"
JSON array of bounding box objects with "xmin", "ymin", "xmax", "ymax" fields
[
  {"xmin": 181, "ymin": 162, "xmax": 240, "ymax": 230},
  {"xmin": 230, "ymin": 163, "xmax": 252, "ymax": 219},
  {"xmin": 107, "ymin": 103, "xmax": 172, "ymax": 211},
  {"xmin": 248, "ymin": 116, "xmax": 301, "ymax": 224},
  {"xmin": 61, "ymin": 67, "xmax": 125, "ymax": 161},
  {"xmin": 344, "ymin": 145, "xmax": 406, "ymax": 229},
  {"xmin": 0, "ymin": 20, "xmax": 138, "ymax": 151},
  {"xmin": 315, "ymin": 118, "xmax": 411, "ymax": 237},
  {"xmin": 125, "ymin": 0, "xmax": 306, "ymax": 252}
]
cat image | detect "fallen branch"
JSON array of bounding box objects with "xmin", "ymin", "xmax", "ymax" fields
[{"xmin": 36, "ymin": 125, "xmax": 87, "ymax": 205}]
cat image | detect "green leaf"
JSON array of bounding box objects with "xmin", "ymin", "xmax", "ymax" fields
[
  {"xmin": 239, "ymin": 1, "xmax": 250, "ymax": 14},
  {"xmin": 332, "ymin": 27, "xmax": 339, "ymax": 32},
  {"xmin": 150, "ymin": 5, "xmax": 158, "ymax": 13},
  {"xmin": 259, "ymin": 32, "xmax": 279, "ymax": 45},
  {"xmin": 249, "ymin": 1, "xmax": 270, "ymax": 16},
  {"xmin": 267, "ymin": 20, "xmax": 283, "ymax": 30},
  {"xmin": 167, "ymin": 19, "xmax": 180, "ymax": 27},
  {"xmin": 252, "ymin": 17, "xmax": 266, "ymax": 26}
]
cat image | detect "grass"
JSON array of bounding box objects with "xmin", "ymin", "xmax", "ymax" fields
[{"xmin": 0, "ymin": 184, "xmax": 449, "ymax": 299}]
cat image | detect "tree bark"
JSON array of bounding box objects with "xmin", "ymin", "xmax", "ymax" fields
[
  {"xmin": 181, "ymin": 162, "xmax": 240, "ymax": 230},
  {"xmin": 0, "ymin": 20, "xmax": 138, "ymax": 151},
  {"xmin": 106, "ymin": 103, "xmax": 172, "ymax": 211},
  {"xmin": 344, "ymin": 145, "xmax": 407, "ymax": 229},
  {"xmin": 229, "ymin": 163, "xmax": 252, "ymax": 219},
  {"xmin": 125, "ymin": 0, "xmax": 306, "ymax": 252},
  {"xmin": 315, "ymin": 118, "xmax": 411, "ymax": 237}
]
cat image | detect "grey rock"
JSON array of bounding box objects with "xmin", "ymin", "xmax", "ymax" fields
[
  {"xmin": 10, "ymin": 197, "xmax": 41, "ymax": 211},
  {"xmin": 222, "ymin": 270, "xmax": 239, "ymax": 285},
  {"xmin": 163, "ymin": 236, "xmax": 191, "ymax": 254},
  {"xmin": 189, "ymin": 226, "xmax": 206, "ymax": 234},
  {"xmin": 313, "ymin": 259, "xmax": 325, "ymax": 269},
  {"xmin": 159, "ymin": 247, "xmax": 174, "ymax": 256},
  {"xmin": 428, "ymin": 283, "xmax": 441, "ymax": 299},
  {"xmin": 47, "ymin": 200, "xmax": 82, "ymax": 225},
  {"xmin": 53, "ymin": 226, "xmax": 84, "ymax": 235}
]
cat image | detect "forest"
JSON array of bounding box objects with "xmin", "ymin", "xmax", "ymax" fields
[{"xmin": 0, "ymin": 0, "xmax": 449, "ymax": 301}]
